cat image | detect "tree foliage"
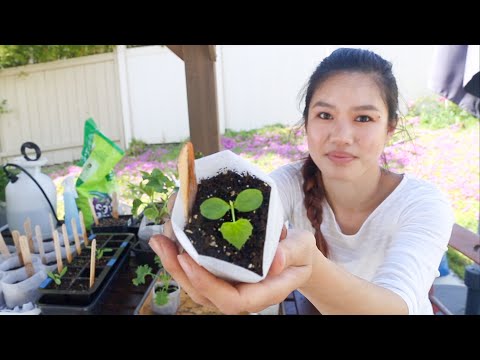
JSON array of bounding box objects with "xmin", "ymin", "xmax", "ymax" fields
[{"xmin": 0, "ymin": 45, "xmax": 115, "ymax": 69}]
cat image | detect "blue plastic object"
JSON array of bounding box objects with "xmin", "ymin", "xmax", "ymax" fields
[{"xmin": 438, "ymin": 252, "xmax": 450, "ymax": 277}]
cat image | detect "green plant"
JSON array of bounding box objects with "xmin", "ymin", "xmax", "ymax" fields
[
  {"xmin": 406, "ymin": 96, "xmax": 478, "ymax": 130},
  {"xmin": 0, "ymin": 99, "xmax": 9, "ymax": 115},
  {"xmin": 200, "ymin": 188, "xmax": 263, "ymax": 250},
  {"xmin": 0, "ymin": 170, "xmax": 8, "ymax": 202},
  {"xmin": 0, "ymin": 45, "xmax": 115, "ymax": 69},
  {"xmin": 132, "ymin": 256, "xmax": 175, "ymax": 306},
  {"xmin": 85, "ymin": 246, "xmax": 113, "ymax": 260},
  {"xmin": 126, "ymin": 138, "xmax": 149, "ymax": 157},
  {"xmin": 129, "ymin": 169, "xmax": 176, "ymax": 225},
  {"xmin": 47, "ymin": 267, "xmax": 68, "ymax": 285},
  {"xmin": 96, "ymin": 247, "xmax": 113, "ymax": 260}
]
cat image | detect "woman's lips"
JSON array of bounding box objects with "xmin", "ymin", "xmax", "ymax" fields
[{"xmin": 326, "ymin": 151, "xmax": 356, "ymax": 164}]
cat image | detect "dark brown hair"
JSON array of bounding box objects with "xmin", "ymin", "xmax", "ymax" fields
[{"xmin": 301, "ymin": 48, "xmax": 399, "ymax": 257}]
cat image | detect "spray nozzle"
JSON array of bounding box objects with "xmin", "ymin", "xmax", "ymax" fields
[{"xmin": 3, "ymin": 165, "xmax": 19, "ymax": 183}]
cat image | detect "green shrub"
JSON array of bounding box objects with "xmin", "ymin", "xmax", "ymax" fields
[
  {"xmin": 406, "ymin": 96, "xmax": 478, "ymax": 130},
  {"xmin": 0, "ymin": 170, "xmax": 8, "ymax": 202}
]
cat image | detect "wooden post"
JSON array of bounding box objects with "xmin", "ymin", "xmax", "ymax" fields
[{"xmin": 182, "ymin": 45, "xmax": 221, "ymax": 156}]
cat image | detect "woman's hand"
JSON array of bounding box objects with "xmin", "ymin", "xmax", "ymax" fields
[{"xmin": 149, "ymin": 223, "xmax": 316, "ymax": 314}]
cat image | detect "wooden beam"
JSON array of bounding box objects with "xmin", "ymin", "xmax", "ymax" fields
[
  {"xmin": 208, "ymin": 45, "xmax": 216, "ymax": 62},
  {"xmin": 183, "ymin": 45, "xmax": 220, "ymax": 156},
  {"xmin": 166, "ymin": 45, "xmax": 183, "ymax": 61}
]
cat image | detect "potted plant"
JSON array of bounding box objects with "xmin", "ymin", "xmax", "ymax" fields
[
  {"xmin": 171, "ymin": 148, "xmax": 284, "ymax": 284},
  {"xmin": 132, "ymin": 257, "xmax": 181, "ymax": 315},
  {"xmin": 129, "ymin": 169, "xmax": 176, "ymax": 264},
  {"xmin": 90, "ymin": 192, "xmax": 140, "ymax": 235}
]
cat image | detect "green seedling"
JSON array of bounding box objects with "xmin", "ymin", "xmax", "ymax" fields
[
  {"xmin": 47, "ymin": 266, "xmax": 68, "ymax": 285},
  {"xmin": 132, "ymin": 257, "xmax": 175, "ymax": 307},
  {"xmin": 129, "ymin": 169, "xmax": 176, "ymax": 225},
  {"xmin": 200, "ymin": 188, "xmax": 263, "ymax": 250},
  {"xmin": 96, "ymin": 247, "xmax": 113, "ymax": 260}
]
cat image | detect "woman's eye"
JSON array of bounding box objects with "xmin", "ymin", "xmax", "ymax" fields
[
  {"xmin": 319, "ymin": 112, "xmax": 332, "ymax": 120},
  {"xmin": 356, "ymin": 115, "xmax": 372, "ymax": 123}
]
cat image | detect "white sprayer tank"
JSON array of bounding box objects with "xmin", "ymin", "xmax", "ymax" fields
[{"xmin": 6, "ymin": 156, "xmax": 57, "ymax": 240}]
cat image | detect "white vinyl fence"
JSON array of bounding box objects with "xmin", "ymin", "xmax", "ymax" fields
[
  {"xmin": 0, "ymin": 53, "xmax": 124, "ymax": 164},
  {"xmin": 0, "ymin": 45, "xmax": 438, "ymax": 165}
]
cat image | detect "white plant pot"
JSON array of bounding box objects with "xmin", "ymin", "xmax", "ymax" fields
[
  {"xmin": 171, "ymin": 150, "xmax": 284, "ymax": 283},
  {"xmin": 1, "ymin": 261, "xmax": 47, "ymax": 309},
  {"xmin": 137, "ymin": 215, "xmax": 164, "ymax": 247},
  {"xmin": 249, "ymin": 303, "xmax": 280, "ymax": 315},
  {"xmin": 151, "ymin": 279, "xmax": 181, "ymax": 315}
]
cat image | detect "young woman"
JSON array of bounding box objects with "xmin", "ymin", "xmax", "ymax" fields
[{"xmin": 150, "ymin": 48, "xmax": 454, "ymax": 315}]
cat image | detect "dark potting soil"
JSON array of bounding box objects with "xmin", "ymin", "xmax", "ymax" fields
[
  {"xmin": 96, "ymin": 216, "xmax": 129, "ymax": 227},
  {"xmin": 155, "ymin": 284, "xmax": 178, "ymax": 294},
  {"xmin": 69, "ymin": 256, "xmax": 90, "ymax": 268},
  {"xmin": 184, "ymin": 170, "xmax": 270, "ymax": 276},
  {"xmin": 70, "ymin": 279, "xmax": 92, "ymax": 292},
  {"xmin": 95, "ymin": 256, "xmax": 112, "ymax": 267},
  {"xmin": 45, "ymin": 277, "xmax": 72, "ymax": 290}
]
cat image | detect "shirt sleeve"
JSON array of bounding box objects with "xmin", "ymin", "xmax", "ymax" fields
[
  {"xmin": 371, "ymin": 186, "xmax": 455, "ymax": 315},
  {"xmin": 269, "ymin": 164, "xmax": 297, "ymax": 224}
]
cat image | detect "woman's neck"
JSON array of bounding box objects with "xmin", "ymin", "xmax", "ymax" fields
[{"xmin": 323, "ymin": 167, "xmax": 387, "ymax": 216}]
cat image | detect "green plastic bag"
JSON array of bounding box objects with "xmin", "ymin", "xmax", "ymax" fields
[{"xmin": 75, "ymin": 118, "xmax": 124, "ymax": 230}]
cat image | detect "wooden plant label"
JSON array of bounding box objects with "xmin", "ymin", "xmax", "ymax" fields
[
  {"xmin": 88, "ymin": 198, "xmax": 99, "ymax": 226},
  {"xmin": 112, "ymin": 191, "xmax": 119, "ymax": 219},
  {"xmin": 0, "ymin": 232, "xmax": 10, "ymax": 257},
  {"xmin": 23, "ymin": 218, "xmax": 34, "ymax": 253},
  {"xmin": 52, "ymin": 230, "xmax": 64, "ymax": 273},
  {"xmin": 35, "ymin": 225, "xmax": 47, "ymax": 265},
  {"xmin": 178, "ymin": 141, "xmax": 198, "ymax": 221},
  {"xmin": 11, "ymin": 230, "xmax": 24, "ymax": 266},
  {"xmin": 19, "ymin": 235, "xmax": 34, "ymax": 278},
  {"xmin": 89, "ymin": 239, "xmax": 96, "ymax": 288},
  {"xmin": 61, "ymin": 224, "xmax": 73, "ymax": 264},
  {"xmin": 79, "ymin": 211, "xmax": 89, "ymax": 246},
  {"xmin": 71, "ymin": 218, "xmax": 82, "ymax": 255}
]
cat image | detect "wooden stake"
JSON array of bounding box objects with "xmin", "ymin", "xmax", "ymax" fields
[
  {"xmin": 24, "ymin": 218, "xmax": 34, "ymax": 253},
  {"xmin": 178, "ymin": 141, "xmax": 198, "ymax": 221},
  {"xmin": 112, "ymin": 192, "xmax": 119, "ymax": 219},
  {"xmin": 61, "ymin": 224, "xmax": 73, "ymax": 264},
  {"xmin": 35, "ymin": 225, "xmax": 47, "ymax": 265},
  {"xmin": 71, "ymin": 218, "xmax": 82, "ymax": 255},
  {"xmin": 52, "ymin": 230, "xmax": 64, "ymax": 274},
  {"xmin": 88, "ymin": 198, "xmax": 99, "ymax": 226},
  {"xmin": 19, "ymin": 235, "xmax": 34, "ymax": 278},
  {"xmin": 79, "ymin": 211, "xmax": 89, "ymax": 246},
  {"xmin": 89, "ymin": 239, "xmax": 96, "ymax": 288},
  {"xmin": 0, "ymin": 232, "xmax": 11, "ymax": 258},
  {"xmin": 11, "ymin": 230, "xmax": 24, "ymax": 266}
]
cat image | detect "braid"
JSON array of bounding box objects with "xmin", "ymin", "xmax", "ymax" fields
[{"xmin": 301, "ymin": 155, "xmax": 329, "ymax": 257}]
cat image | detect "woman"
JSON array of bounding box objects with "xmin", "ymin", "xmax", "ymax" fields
[{"xmin": 150, "ymin": 48, "xmax": 454, "ymax": 315}]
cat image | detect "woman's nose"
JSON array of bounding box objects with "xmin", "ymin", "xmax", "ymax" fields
[{"xmin": 329, "ymin": 121, "xmax": 354, "ymax": 145}]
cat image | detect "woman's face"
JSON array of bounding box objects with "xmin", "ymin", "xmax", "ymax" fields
[{"xmin": 306, "ymin": 72, "xmax": 394, "ymax": 182}]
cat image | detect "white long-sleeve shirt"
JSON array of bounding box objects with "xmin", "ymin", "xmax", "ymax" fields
[{"xmin": 270, "ymin": 161, "xmax": 455, "ymax": 314}]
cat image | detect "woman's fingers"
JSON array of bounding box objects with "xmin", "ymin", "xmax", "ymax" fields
[
  {"xmin": 177, "ymin": 252, "xmax": 241, "ymax": 314},
  {"xmin": 149, "ymin": 234, "xmax": 213, "ymax": 307},
  {"xmin": 268, "ymin": 229, "xmax": 315, "ymax": 276}
]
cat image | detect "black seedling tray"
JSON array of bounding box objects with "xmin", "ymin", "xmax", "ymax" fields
[{"xmin": 37, "ymin": 233, "xmax": 134, "ymax": 307}]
